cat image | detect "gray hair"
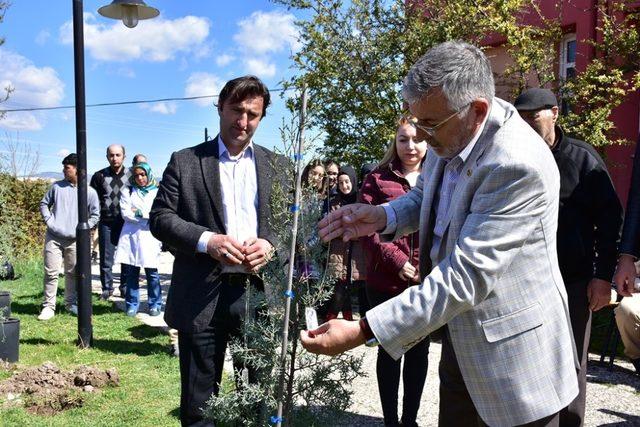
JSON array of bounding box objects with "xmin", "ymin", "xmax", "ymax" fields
[{"xmin": 402, "ymin": 41, "xmax": 495, "ymax": 110}]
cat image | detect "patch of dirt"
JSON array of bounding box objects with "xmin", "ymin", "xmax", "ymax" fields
[{"xmin": 0, "ymin": 362, "xmax": 119, "ymax": 415}]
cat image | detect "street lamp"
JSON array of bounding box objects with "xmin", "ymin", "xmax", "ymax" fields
[
  {"xmin": 98, "ymin": 0, "xmax": 160, "ymax": 28},
  {"xmin": 72, "ymin": 0, "xmax": 159, "ymax": 348}
]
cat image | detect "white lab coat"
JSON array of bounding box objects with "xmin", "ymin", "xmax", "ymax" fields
[{"xmin": 115, "ymin": 186, "xmax": 162, "ymax": 269}]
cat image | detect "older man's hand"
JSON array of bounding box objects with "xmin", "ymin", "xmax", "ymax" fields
[
  {"xmin": 300, "ymin": 319, "xmax": 366, "ymax": 356},
  {"xmin": 318, "ymin": 203, "xmax": 387, "ymax": 242},
  {"xmin": 613, "ymin": 254, "xmax": 639, "ymax": 297},
  {"xmin": 587, "ymin": 278, "xmax": 613, "ymax": 312}
]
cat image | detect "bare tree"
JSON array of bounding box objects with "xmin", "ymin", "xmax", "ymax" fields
[
  {"xmin": 1, "ymin": 132, "xmax": 41, "ymax": 178},
  {"xmin": 0, "ymin": 2, "xmax": 11, "ymax": 121}
]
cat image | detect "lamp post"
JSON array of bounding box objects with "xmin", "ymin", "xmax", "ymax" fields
[{"xmin": 73, "ymin": 0, "xmax": 159, "ymax": 348}]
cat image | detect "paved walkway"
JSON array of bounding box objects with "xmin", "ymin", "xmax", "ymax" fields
[{"xmin": 91, "ymin": 254, "xmax": 640, "ymax": 426}]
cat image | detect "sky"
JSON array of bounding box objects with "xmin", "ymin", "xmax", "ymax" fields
[{"xmin": 0, "ymin": 0, "xmax": 304, "ymax": 175}]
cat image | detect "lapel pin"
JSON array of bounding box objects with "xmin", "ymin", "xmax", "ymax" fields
[{"xmin": 466, "ymin": 169, "xmax": 472, "ymax": 177}]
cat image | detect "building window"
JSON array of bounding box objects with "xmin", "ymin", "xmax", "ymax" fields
[{"xmin": 559, "ymin": 34, "xmax": 576, "ymax": 114}]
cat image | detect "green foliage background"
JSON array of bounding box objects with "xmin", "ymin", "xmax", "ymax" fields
[{"xmin": 0, "ymin": 174, "xmax": 48, "ymax": 261}]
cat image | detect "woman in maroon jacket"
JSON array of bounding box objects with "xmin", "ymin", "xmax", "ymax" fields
[{"xmin": 360, "ymin": 117, "xmax": 428, "ymax": 427}]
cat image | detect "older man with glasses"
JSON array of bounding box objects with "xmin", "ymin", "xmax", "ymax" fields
[
  {"xmin": 514, "ymin": 88, "xmax": 623, "ymax": 426},
  {"xmin": 305, "ymin": 42, "xmax": 579, "ymax": 427}
]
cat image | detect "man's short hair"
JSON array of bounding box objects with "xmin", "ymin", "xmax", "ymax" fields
[
  {"xmin": 106, "ymin": 144, "xmax": 126, "ymax": 156},
  {"xmin": 132, "ymin": 153, "xmax": 147, "ymax": 165},
  {"xmin": 216, "ymin": 75, "xmax": 271, "ymax": 117},
  {"xmin": 62, "ymin": 153, "xmax": 78, "ymax": 167},
  {"xmin": 402, "ymin": 41, "xmax": 495, "ymax": 110}
]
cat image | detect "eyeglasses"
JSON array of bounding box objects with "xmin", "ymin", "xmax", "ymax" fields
[{"xmin": 407, "ymin": 103, "xmax": 471, "ymax": 138}]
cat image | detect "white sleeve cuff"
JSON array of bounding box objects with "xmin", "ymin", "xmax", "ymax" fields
[
  {"xmin": 197, "ymin": 231, "xmax": 215, "ymax": 253},
  {"xmin": 381, "ymin": 203, "xmax": 397, "ymax": 235}
]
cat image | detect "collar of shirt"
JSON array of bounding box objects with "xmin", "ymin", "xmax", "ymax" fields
[{"xmin": 217, "ymin": 136, "xmax": 254, "ymax": 162}]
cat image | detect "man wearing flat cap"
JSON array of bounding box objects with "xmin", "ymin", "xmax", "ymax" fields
[{"xmin": 515, "ymin": 88, "xmax": 623, "ymax": 426}]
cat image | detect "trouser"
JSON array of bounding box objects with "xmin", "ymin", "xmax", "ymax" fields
[
  {"xmin": 326, "ymin": 279, "xmax": 352, "ymax": 320},
  {"xmin": 123, "ymin": 265, "xmax": 162, "ymax": 311},
  {"xmin": 438, "ymin": 327, "xmax": 560, "ymax": 427},
  {"xmin": 615, "ymin": 294, "xmax": 640, "ymax": 360},
  {"xmin": 559, "ymin": 280, "xmax": 591, "ymax": 427},
  {"xmin": 354, "ymin": 280, "xmax": 370, "ymax": 318},
  {"xmin": 98, "ymin": 219, "xmax": 124, "ymax": 292},
  {"xmin": 42, "ymin": 231, "xmax": 77, "ymax": 310},
  {"xmin": 177, "ymin": 274, "xmax": 262, "ymax": 427},
  {"xmin": 368, "ymin": 287, "xmax": 429, "ymax": 426}
]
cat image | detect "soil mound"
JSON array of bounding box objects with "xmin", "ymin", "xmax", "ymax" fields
[{"xmin": 0, "ymin": 362, "xmax": 119, "ymax": 415}]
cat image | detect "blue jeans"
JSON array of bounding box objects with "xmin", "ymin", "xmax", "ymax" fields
[
  {"xmin": 124, "ymin": 264, "xmax": 162, "ymax": 312},
  {"xmin": 98, "ymin": 219, "xmax": 124, "ymax": 292}
]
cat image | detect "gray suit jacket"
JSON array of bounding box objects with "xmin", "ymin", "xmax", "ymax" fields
[
  {"xmin": 149, "ymin": 137, "xmax": 288, "ymax": 332},
  {"xmin": 367, "ymin": 98, "xmax": 579, "ymax": 426}
]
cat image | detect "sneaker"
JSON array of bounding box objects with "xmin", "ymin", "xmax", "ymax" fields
[
  {"xmin": 66, "ymin": 304, "xmax": 78, "ymax": 316},
  {"xmin": 100, "ymin": 290, "xmax": 113, "ymax": 300},
  {"xmin": 148, "ymin": 307, "xmax": 162, "ymax": 317},
  {"xmin": 37, "ymin": 307, "xmax": 55, "ymax": 321},
  {"xmin": 126, "ymin": 308, "xmax": 137, "ymax": 317}
]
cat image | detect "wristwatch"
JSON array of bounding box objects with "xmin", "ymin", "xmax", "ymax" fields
[{"xmin": 359, "ymin": 317, "xmax": 379, "ymax": 347}]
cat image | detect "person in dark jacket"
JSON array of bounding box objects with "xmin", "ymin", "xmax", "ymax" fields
[
  {"xmin": 326, "ymin": 165, "xmax": 365, "ymax": 321},
  {"xmin": 90, "ymin": 144, "xmax": 130, "ymax": 300},
  {"xmin": 360, "ymin": 117, "xmax": 428, "ymax": 427},
  {"xmin": 515, "ymin": 88, "xmax": 623, "ymax": 427}
]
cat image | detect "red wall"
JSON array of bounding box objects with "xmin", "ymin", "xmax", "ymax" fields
[{"xmin": 486, "ymin": 0, "xmax": 639, "ymax": 206}]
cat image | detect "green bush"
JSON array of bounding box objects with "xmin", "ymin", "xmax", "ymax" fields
[{"xmin": 0, "ymin": 173, "xmax": 48, "ymax": 260}]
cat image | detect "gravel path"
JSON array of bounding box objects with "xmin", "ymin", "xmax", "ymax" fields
[{"xmin": 92, "ymin": 253, "xmax": 640, "ymax": 426}]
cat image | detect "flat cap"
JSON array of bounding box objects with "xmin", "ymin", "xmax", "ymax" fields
[{"xmin": 514, "ymin": 88, "xmax": 558, "ymax": 111}]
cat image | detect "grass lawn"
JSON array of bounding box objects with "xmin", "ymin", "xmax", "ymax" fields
[{"xmin": 0, "ymin": 259, "xmax": 181, "ymax": 426}]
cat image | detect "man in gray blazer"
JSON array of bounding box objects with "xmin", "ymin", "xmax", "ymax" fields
[
  {"xmin": 150, "ymin": 76, "xmax": 287, "ymax": 426},
  {"xmin": 305, "ymin": 42, "xmax": 578, "ymax": 426}
]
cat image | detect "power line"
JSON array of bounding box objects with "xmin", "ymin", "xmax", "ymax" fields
[{"xmin": 1, "ymin": 87, "xmax": 287, "ymax": 113}]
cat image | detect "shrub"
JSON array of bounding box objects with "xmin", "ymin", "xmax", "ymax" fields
[{"xmin": 0, "ymin": 173, "xmax": 48, "ymax": 260}]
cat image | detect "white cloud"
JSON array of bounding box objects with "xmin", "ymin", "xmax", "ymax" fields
[
  {"xmin": 234, "ymin": 11, "xmax": 300, "ymax": 55},
  {"xmin": 57, "ymin": 148, "xmax": 71, "ymax": 158},
  {"xmin": 243, "ymin": 58, "xmax": 276, "ymax": 78},
  {"xmin": 185, "ymin": 72, "xmax": 222, "ymax": 107},
  {"xmin": 141, "ymin": 101, "xmax": 178, "ymax": 115},
  {"xmin": 59, "ymin": 14, "xmax": 211, "ymax": 63},
  {"xmin": 35, "ymin": 30, "xmax": 51, "ymax": 45},
  {"xmin": 0, "ymin": 112, "xmax": 43, "ymax": 131},
  {"xmin": 216, "ymin": 54, "xmax": 235, "ymax": 67},
  {"xmin": 0, "ymin": 48, "xmax": 65, "ymax": 131}
]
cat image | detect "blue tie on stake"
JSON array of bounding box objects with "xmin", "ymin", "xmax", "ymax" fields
[
  {"xmin": 270, "ymin": 415, "xmax": 283, "ymax": 424},
  {"xmin": 290, "ymin": 204, "xmax": 300, "ymax": 213},
  {"xmin": 284, "ymin": 290, "xmax": 295, "ymax": 299}
]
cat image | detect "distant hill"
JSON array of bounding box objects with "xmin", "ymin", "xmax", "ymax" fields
[{"xmin": 32, "ymin": 171, "xmax": 64, "ymax": 180}]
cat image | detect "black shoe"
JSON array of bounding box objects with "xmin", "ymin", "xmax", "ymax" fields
[{"xmin": 100, "ymin": 290, "xmax": 113, "ymax": 300}]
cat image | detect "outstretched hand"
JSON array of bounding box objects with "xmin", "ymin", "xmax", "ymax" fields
[
  {"xmin": 300, "ymin": 319, "xmax": 366, "ymax": 356},
  {"xmin": 318, "ymin": 204, "xmax": 387, "ymax": 242}
]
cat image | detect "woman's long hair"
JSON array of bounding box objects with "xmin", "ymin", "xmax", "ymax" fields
[
  {"xmin": 301, "ymin": 158, "xmax": 327, "ymax": 195},
  {"xmin": 378, "ymin": 116, "xmax": 412, "ymax": 170}
]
